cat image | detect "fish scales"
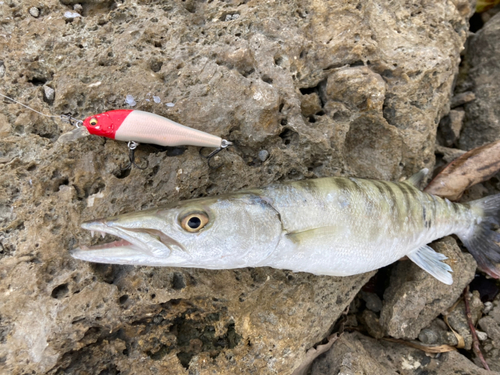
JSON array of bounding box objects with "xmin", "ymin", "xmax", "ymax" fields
[
  {"xmin": 255, "ymin": 178, "xmax": 472, "ymax": 276},
  {"xmin": 71, "ymin": 173, "xmax": 500, "ymax": 285}
]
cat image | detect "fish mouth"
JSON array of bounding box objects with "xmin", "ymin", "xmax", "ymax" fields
[{"xmin": 70, "ymin": 219, "xmax": 186, "ymax": 265}]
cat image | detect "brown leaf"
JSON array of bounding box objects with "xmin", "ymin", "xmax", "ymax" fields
[
  {"xmin": 424, "ymin": 140, "xmax": 500, "ymax": 201},
  {"xmin": 383, "ymin": 338, "xmax": 457, "ymax": 353}
]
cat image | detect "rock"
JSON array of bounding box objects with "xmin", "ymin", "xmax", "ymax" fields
[
  {"xmin": 359, "ymin": 291, "xmax": 382, "ymax": 313},
  {"xmin": 418, "ymin": 319, "xmax": 458, "ymax": 346},
  {"xmin": 438, "ymin": 109, "xmax": 465, "ymax": 146},
  {"xmin": 73, "ymin": 4, "xmax": 83, "ymax": 14},
  {"xmin": 0, "ymin": 62, "xmax": 4, "ymax": 77},
  {"xmin": 459, "ymin": 13, "xmax": 500, "ymax": 149},
  {"xmin": 380, "ymin": 237, "xmax": 477, "ymax": 339},
  {"xmin": 451, "ymin": 91, "xmax": 475, "ymax": 108},
  {"xmin": 29, "ymin": 7, "xmax": 40, "ymax": 18},
  {"xmin": 0, "ymin": 113, "xmax": 11, "ymax": 137},
  {"xmin": 359, "ymin": 310, "xmax": 385, "ymax": 339},
  {"xmin": 300, "ymin": 92, "xmax": 322, "ymax": 117},
  {"xmin": 258, "ymin": 149, "xmax": 269, "ymax": 162},
  {"xmin": 435, "ymin": 144, "xmax": 467, "ymax": 163},
  {"xmin": 43, "ymin": 85, "xmax": 55, "ymax": 102},
  {"xmin": 311, "ymin": 331, "xmax": 499, "ymax": 375},
  {"xmin": 477, "ymin": 294, "xmax": 500, "ymax": 371},
  {"xmin": 0, "ymin": 0, "xmax": 473, "ymax": 373}
]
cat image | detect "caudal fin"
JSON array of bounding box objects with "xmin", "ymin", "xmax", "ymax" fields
[{"xmin": 458, "ymin": 194, "xmax": 500, "ymax": 278}]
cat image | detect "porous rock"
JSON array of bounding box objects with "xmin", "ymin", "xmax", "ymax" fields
[
  {"xmin": 0, "ymin": 0, "xmax": 472, "ymax": 373},
  {"xmin": 459, "ymin": 12, "xmax": 500, "ymax": 149},
  {"xmin": 477, "ymin": 294, "xmax": 500, "ymax": 371},
  {"xmin": 310, "ymin": 331, "xmax": 499, "ymax": 375},
  {"xmin": 380, "ymin": 237, "xmax": 477, "ymax": 339}
]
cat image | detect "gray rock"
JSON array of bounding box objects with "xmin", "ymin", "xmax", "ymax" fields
[
  {"xmin": 477, "ymin": 295, "xmax": 500, "ymax": 371},
  {"xmin": 360, "ymin": 291, "xmax": 382, "ymax": 313},
  {"xmin": 258, "ymin": 149, "xmax": 269, "ymax": 162},
  {"xmin": 29, "ymin": 7, "xmax": 40, "ymax": 18},
  {"xmin": 451, "ymin": 91, "xmax": 475, "ymax": 108},
  {"xmin": 459, "ymin": 13, "xmax": 500, "ymax": 150},
  {"xmin": 43, "ymin": 86, "xmax": 55, "ymax": 102},
  {"xmin": 0, "ymin": 62, "xmax": 4, "ymax": 77},
  {"xmin": 380, "ymin": 237, "xmax": 476, "ymax": 339},
  {"xmin": 438, "ymin": 109, "xmax": 465, "ymax": 146},
  {"xmin": 311, "ymin": 331, "xmax": 499, "ymax": 375},
  {"xmin": 418, "ymin": 319, "xmax": 460, "ymax": 347}
]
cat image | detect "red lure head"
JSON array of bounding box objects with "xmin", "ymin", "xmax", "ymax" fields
[{"xmin": 82, "ymin": 109, "xmax": 133, "ymax": 139}]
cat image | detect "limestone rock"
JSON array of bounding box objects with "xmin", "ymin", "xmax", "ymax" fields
[
  {"xmin": 460, "ymin": 13, "xmax": 500, "ymax": 149},
  {"xmin": 0, "ymin": 0, "xmax": 472, "ymax": 373},
  {"xmin": 311, "ymin": 331, "xmax": 499, "ymax": 375},
  {"xmin": 380, "ymin": 237, "xmax": 477, "ymax": 339}
]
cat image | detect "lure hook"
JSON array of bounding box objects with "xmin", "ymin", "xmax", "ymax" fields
[
  {"xmin": 60, "ymin": 114, "xmax": 83, "ymax": 128},
  {"xmin": 200, "ymin": 139, "xmax": 232, "ymax": 169},
  {"xmin": 122, "ymin": 141, "xmax": 149, "ymax": 170}
]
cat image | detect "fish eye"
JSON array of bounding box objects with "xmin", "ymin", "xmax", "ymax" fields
[
  {"xmin": 89, "ymin": 118, "xmax": 98, "ymax": 126},
  {"xmin": 181, "ymin": 213, "xmax": 209, "ymax": 232}
]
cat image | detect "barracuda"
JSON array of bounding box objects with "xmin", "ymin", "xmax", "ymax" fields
[{"xmin": 71, "ymin": 170, "xmax": 500, "ymax": 285}]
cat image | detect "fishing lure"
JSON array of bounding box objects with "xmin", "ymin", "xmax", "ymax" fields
[{"xmin": 0, "ymin": 93, "xmax": 232, "ymax": 169}]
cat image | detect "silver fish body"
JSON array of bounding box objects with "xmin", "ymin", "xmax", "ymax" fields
[{"xmin": 71, "ymin": 172, "xmax": 500, "ymax": 284}]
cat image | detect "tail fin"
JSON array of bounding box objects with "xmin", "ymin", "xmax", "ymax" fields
[{"xmin": 458, "ymin": 194, "xmax": 500, "ymax": 278}]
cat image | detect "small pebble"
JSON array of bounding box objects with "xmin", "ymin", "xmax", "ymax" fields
[
  {"xmin": 125, "ymin": 95, "xmax": 136, "ymax": 107},
  {"xmin": 360, "ymin": 291, "xmax": 383, "ymax": 313},
  {"xmin": 451, "ymin": 91, "xmax": 476, "ymax": 108},
  {"xmin": 29, "ymin": 7, "xmax": 40, "ymax": 18},
  {"xmin": 258, "ymin": 150, "xmax": 269, "ymax": 162},
  {"xmin": 476, "ymin": 330, "xmax": 488, "ymax": 341},
  {"xmin": 483, "ymin": 301, "xmax": 493, "ymax": 315},
  {"xmin": 64, "ymin": 11, "xmax": 81, "ymax": 19},
  {"xmin": 0, "ymin": 63, "xmax": 5, "ymax": 78},
  {"xmin": 418, "ymin": 328, "xmax": 439, "ymax": 345},
  {"xmin": 165, "ymin": 102, "xmax": 175, "ymax": 107},
  {"xmin": 73, "ymin": 4, "xmax": 83, "ymax": 14},
  {"xmin": 43, "ymin": 85, "xmax": 55, "ymax": 101},
  {"xmin": 153, "ymin": 96, "xmax": 161, "ymax": 103}
]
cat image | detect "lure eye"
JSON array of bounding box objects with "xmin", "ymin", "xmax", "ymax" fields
[
  {"xmin": 181, "ymin": 213, "xmax": 209, "ymax": 233},
  {"xmin": 89, "ymin": 118, "xmax": 98, "ymax": 126}
]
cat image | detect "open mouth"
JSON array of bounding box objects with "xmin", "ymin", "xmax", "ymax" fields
[{"xmin": 70, "ymin": 219, "xmax": 185, "ymax": 265}]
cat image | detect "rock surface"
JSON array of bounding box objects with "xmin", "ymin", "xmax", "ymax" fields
[
  {"xmin": 0, "ymin": 0, "xmax": 473, "ymax": 374},
  {"xmin": 460, "ymin": 12, "xmax": 500, "ymax": 150},
  {"xmin": 379, "ymin": 237, "xmax": 477, "ymax": 339},
  {"xmin": 310, "ymin": 331, "xmax": 499, "ymax": 375},
  {"xmin": 477, "ymin": 293, "xmax": 500, "ymax": 371}
]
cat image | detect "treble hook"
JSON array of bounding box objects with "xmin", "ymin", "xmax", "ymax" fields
[
  {"xmin": 200, "ymin": 139, "xmax": 232, "ymax": 169},
  {"xmin": 122, "ymin": 141, "xmax": 149, "ymax": 170}
]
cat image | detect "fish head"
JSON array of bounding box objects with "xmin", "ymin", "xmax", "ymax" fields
[
  {"xmin": 71, "ymin": 194, "xmax": 283, "ymax": 269},
  {"xmin": 82, "ymin": 109, "xmax": 133, "ymax": 139}
]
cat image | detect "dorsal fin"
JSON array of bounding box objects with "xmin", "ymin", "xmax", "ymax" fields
[{"xmin": 405, "ymin": 168, "xmax": 429, "ymax": 189}]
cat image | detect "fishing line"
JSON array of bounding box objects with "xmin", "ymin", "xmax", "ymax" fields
[{"xmin": 0, "ymin": 92, "xmax": 83, "ymax": 126}]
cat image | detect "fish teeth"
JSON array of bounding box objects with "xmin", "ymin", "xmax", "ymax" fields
[
  {"xmin": 91, "ymin": 230, "xmax": 95, "ymax": 238},
  {"xmin": 101, "ymin": 232, "xmax": 106, "ymax": 239}
]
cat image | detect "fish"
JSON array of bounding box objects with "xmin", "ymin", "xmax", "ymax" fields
[{"xmin": 71, "ymin": 170, "xmax": 500, "ymax": 285}]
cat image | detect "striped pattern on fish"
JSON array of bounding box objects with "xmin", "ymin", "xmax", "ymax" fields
[{"xmin": 71, "ymin": 170, "xmax": 500, "ymax": 285}]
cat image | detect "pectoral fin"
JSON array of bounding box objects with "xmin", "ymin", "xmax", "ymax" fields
[
  {"xmin": 286, "ymin": 227, "xmax": 340, "ymax": 245},
  {"xmin": 407, "ymin": 245, "xmax": 453, "ymax": 285}
]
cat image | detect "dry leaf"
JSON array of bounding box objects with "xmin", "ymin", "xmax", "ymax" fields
[
  {"xmin": 383, "ymin": 338, "xmax": 457, "ymax": 353},
  {"xmin": 424, "ymin": 140, "xmax": 500, "ymax": 201}
]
